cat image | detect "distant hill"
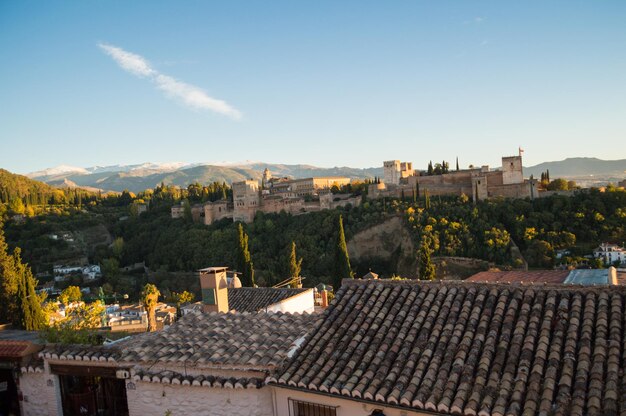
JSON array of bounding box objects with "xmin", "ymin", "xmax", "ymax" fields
[
  {"xmin": 0, "ymin": 168, "xmax": 58, "ymax": 203},
  {"xmin": 524, "ymin": 157, "xmax": 626, "ymax": 181},
  {"xmin": 27, "ymin": 163, "xmax": 383, "ymax": 193}
]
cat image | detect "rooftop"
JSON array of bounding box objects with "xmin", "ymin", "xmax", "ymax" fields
[
  {"xmin": 273, "ymin": 279, "xmax": 626, "ymax": 416},
  {"xmin": 42, "ymin": 311, "xmax": 318, "ymax": 372},
  {"xmin": 466, "ymin": 270, "xmax": 570, "ymax": 284},
  {"xmin": 228, "ymin": 287, "xmax": 312, "ymax": 312}
]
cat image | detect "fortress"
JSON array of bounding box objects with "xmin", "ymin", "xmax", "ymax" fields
[
  {"xmin": 172, "ymin": 170, "xmax": 360, "ymax": 224},
  {"xmin": 173, "ymin": 152, "xmax": 536, "ymax": 225},
  {"xmin": 371, "ymin": 152, "xmax": 537, "ymax": 201}
]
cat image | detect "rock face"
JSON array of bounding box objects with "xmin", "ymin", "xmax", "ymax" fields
[{"xmin": 347, "ymin": 215, "xmax": 417, "ymax": 277}]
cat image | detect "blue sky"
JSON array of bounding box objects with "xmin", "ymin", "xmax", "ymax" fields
[{"xmin": 1, "ymin": 1, "xmax": 625, "ymax": 174}]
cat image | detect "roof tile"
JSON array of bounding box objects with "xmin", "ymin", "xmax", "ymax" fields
[{"xmin": 274, "ymin": 279, "xmax": 626, "ymax": 416}]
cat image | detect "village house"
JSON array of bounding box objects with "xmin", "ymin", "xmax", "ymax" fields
[
  {"xmin": 18, "ymin": 311, "xmax": 317, "ymax": 416},
  {"xmin": 195, "ymin": 266, "xmax": 316, "ymax": 314},
  {"xmin": 593, "ymin": 242, "xmax": 626, "ymax": 265},
  {"xmin": 270, "ymin": 278, "xmax": 626, "ymax": 415}
]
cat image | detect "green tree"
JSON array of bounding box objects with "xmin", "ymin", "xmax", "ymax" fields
[
  {"xmin": 111, "ymin": 237, "xmax": 125, "ymax": 259},
  {"xmin": 547, "ymin": 178, "xmax": 569, "ymax": 191},
  {"xmin": 288, "ymin": 241, "xmax": 303, "ymax": 288},
  {"xmin": 170, "ymin": 290, "xmax": 195, "ymax": 317},
  {"xmin": 141, "ymin": 283, "xmax": 160, "ymax": 332},
  {"xmin": 418, "ymin": 240, "xmax": 435, "ymax": 281},
  {"xmin": 13, "ymin": 248, "xmax": 46, "ymax": 330},
  {"xmin": 0, "ymin": 225, "xmax": 19, "ymax": 322},
  {"xmin": 42, "ymin": 300, "xmax": 105, "ymax": 344},
  {"xmin": 9, "ymin": 197, "xmax": 25, "ymax": 215},
  {"xmin": 333, "ymin": 215, "xmax": 352, "ymax": 290},
  {"xmin": 236, "ymin": 223, "xmax": 255, "ymax": 286},
  {"xmin": 59, "ymin": 285, "xmax": 82, "ymax": 306}
]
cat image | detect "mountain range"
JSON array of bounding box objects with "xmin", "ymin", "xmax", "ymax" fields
[
  {"xmin": 24, "ymin": 157, "xmax": 626, "ymax": 193},
  {"xmin": 26, "ymin": 162, "xmax": 383, "ymax": 193}
]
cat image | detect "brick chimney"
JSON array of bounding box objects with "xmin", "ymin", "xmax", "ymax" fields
[{"xmin": 198, "ymin": 267, "xmax": 229, "ymax": 313}]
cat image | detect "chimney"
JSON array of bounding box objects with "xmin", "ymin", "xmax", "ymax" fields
[
  {"xmin": 608, "ymin": 266, "xmax": 617, "ymax": 286},
  {"xmin": 320, "ymin": 290, "xmax": 328, "ymax": 308},
  {"xmin": 198, "ymin": 267, "xmax": 229, "ymax": 313}
]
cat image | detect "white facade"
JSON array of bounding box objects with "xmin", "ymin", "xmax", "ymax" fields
[
  {"xmin": 127, "ymin": 381, "xmax": 273, "ymax": 416},
  {"xmin": 594, "ymin": 243, "xmax": 626, "ymax": 265},
  {"xmin": 18, "ymin": 369, "xmax": 63, "ymax": 416},
  {"xmin": 273, "ymin": 387, "xmax": 431, "ymax": 416},
  {"xmin": 266, "ymin": 289, "xmax": 315, "ymax": 314}
]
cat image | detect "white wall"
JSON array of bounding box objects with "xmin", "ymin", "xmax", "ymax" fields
[
  {"xmin": 273, "ymin": 387, "xmax": 433, "ymax": 416},
  {"xmin": 267, "ymin": 290, "xmax": 315, "ymax": 314},
  {"xmin": 127, "ymin": 381, "xmax": 273, "ymax": 416},
  {"xmin": 19, "ymin": 371, "xmax": 62, "ymax": 416}
]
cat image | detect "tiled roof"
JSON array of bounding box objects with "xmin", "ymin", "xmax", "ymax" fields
[
  {"xmin": 41, "ymin": 342, "xmax": 127, "ymax": 362},
  {"xmin": 617, "ymin": 271, "xmax": 626, "ymax": 286},
  {"xmin": 466, "ymin": 270, "xmax": 570, "ymax": 284},
  {"xmin": 273, "ymin": 279, "xmax": 626, "ymax": 416},
  {"xmin": 228, "ymin": 287, "xmax": 311, "ymax": 312},
  {"xmin": 131, "ymin": 368, "xmax": 263, "ymax": 389},
  {"xmin": 120, "ymin": 311, "xmax": 317, "ymax": 371},
  {"xmin": 0, "ymin": 341, "xmax": 29, "ymax": 358}
]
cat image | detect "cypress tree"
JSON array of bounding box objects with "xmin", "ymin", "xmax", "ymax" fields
[
  {"xmin": 12, "ymin": 248, "xmax": 45, "ymax": 330},
  {"xmin": 418, "ymin": 240, "xmax": 435, "ymax": 281},
  {"xmin": 416, "ymin": 182, "xmax": 420, "ymax": 198},
  {"xmin": 427, "ymin": 161, "xmax": 434, "ymax": 176},
  {"xmin": 546, "ymin": 169, "xmax": 550, "ymax": 182},
  {"xmin": 237, "ymin": 223, "xmax": 255, "ymax": 286},
  {"xmin": 333, "ymin": 215, "xmax": 352, "ymax": 290},
  {"xmin": 401, "ymin": 189, "xmax": 405, "ymax": 202},
  {"xmin": 425, "ymin": 189, "xmax": 431, "ymax": 209},
  {"xmin": 288, "ymin": 241, "xmax": 303, "ymax": 288},
  {"xmin": 0, "ymin": 225, "xmax": 18, "ymax": 323},
  {"xmin": 456, "ymin": 157, "xmax": 460, "ymax": 171}
]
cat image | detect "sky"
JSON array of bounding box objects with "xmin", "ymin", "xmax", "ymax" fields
[{"xmin": 1, "ymin": 1, "xmax": 626, "ymax": 174}]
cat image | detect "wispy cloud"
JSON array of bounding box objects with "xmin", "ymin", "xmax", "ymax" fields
[{"xmin": 98, "ymin": 43, "xmax": 242, "ymax": 120}]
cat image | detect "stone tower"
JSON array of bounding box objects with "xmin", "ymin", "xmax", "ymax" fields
[
  {"xmin": 501, "ymin": 156, "xmax": 523, "ymax": 185},
  {"xmin": 262, "ymin": 168, "xmax": 272, "ymax": 189}
]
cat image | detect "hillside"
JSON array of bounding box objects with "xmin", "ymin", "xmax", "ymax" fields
[
  {"xmin": 525, "ymin": 157, "xmax": 626, "ymax": 178},
  {"xmin": 29, "ymin": 163, "xmax": 383, "ymax": 193},
  {"xmin": 0, "ymin": 168, "xmax": 58, "ymax": 203}
]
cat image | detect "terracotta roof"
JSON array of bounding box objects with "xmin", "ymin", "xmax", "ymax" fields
[
  {"xmin": 120, "ymin": 311, "xmax": 317, "ymax": 371},
  {"xmin": 228, "ymin": 287, "xmax": 312, "ymax": 312},
  {"xmin": 0, "ymin": 341, "xmax": 31, "ymax": 358},
  {"xmin": 273, "ymin": 279, "xmax": 626, "ymax": 416},
  {"xmin": 466, "ymin": 270, "xmax": 570, "ymax": 284}
]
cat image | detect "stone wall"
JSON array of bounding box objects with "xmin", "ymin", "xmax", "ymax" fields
[{"xmin": 127, "ymin": 381, "xmax": 273, "ymax": 416}]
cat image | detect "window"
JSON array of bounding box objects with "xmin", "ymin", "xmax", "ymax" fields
[{"xmin": 288, "ymin": 398, "xmax": 337, "ymax": 416}]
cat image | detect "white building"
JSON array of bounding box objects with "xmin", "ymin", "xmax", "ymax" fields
[{"xmin": 594, "ymin": 242, "xmax": 626, "ymax": 265}]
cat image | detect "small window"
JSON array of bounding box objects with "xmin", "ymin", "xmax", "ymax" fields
[{"xmin": 288, "ymin": 398, "xmax": 337, "ymax": 416}]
